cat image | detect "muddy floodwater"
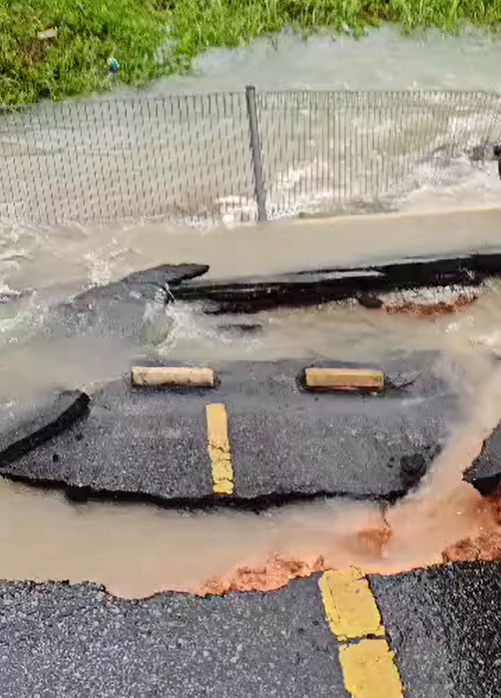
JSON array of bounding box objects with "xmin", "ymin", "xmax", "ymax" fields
[
  {"xmin": 0, "ymin": 353, "xmax": 499, "ymax": 598},
  {"xmin": 2, "ymin": 24, "xmax": 501, "ymax": 597},
  {"xmin": 1, "ymin": 224, "xmax": 501, "ymax": 597}
]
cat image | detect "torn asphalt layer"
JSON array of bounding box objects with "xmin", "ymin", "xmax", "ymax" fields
[
  {"xmin": 0, "ymin": 390, "xmax": 89, "ymax": 467},
  {"xmin": 0, "ymin": 354, "xmax": 463, "ymax": 503},
  {"xmin": 36, "ymin": 251, "xmax": 501, "ymax": 340},
  {"xmin": 464, "ymin": 422, "xmax": 501, "ymax": 495},
  {"xmin": 174, "ymin": 252, "xmax": 501, "ymax": 313},
  {"xmin": 41, "ymin": 263, "xmax": 209, "ymax": 341}
]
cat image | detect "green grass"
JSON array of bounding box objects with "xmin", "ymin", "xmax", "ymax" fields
[{"xmin": 2, "ymin": 0, "xmax": 501, "ymax": 104}]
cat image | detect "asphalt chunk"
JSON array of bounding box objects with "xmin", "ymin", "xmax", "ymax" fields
[
  {"xmin": 0, "ymin": 382, "xmax": 213, "ymax": 501},
  {"xmin": 176, "ymin": 253, "xmax": 501, "ymax": 313},
  {"xmin": 0, "ymin": 577, "xmax": 348, "ymax": 698},
  {"xmin": 369, "ymin": 561, "xmax": 501, "ymax": 698},
  {"xmin": 43, "ymin": 263, "xmax": 209, "ymax": 342},
  {"xmin": 0, "ymin": 390, "xmax": 90, "ymax": 467},
  {"xmin": 220, "ymin": 356, "xmax": 459, "ymax": 500},
  {"xmin": 0, "ymin": 355, "xmax": 462, "ymax": 504},
  {"xmin": 464, "ymin": 422, "xmax": 501, "ymax": 495}
]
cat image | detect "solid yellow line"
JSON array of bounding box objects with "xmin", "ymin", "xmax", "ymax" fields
[
  {"xmin": 319, "ymin": 568, "xmax": 404, "ymax": 698},
  {"xmin": 206, "ymin": 403, "xmax": 234, "ymax": 495}
]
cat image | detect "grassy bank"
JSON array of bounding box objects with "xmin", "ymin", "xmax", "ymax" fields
[{"xmin": 1, "ymin": 0, "xmax": 501, "ymax": 104}]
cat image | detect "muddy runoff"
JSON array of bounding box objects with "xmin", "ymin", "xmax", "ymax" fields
[
  {"xmin": 1, "ymin": 310, "xmax": 501, "ymax": 599},
  {"xmin": 2, "ymin": 213, "xmax": 501, "ymax": 598}
]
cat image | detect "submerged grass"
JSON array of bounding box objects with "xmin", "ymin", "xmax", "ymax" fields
[{"xmin": 1, "ymin": 0, "xmax": 501, "ymax": 104}]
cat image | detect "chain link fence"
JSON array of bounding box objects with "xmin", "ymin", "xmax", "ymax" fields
[{"xmin": 0, "ymin": 88, "xmax": 500, "ymax": 226}]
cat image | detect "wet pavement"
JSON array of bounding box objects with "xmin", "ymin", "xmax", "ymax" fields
[
  {"xmin": 0, "ymin": 355, "xmax": 465, "ymax": 503},
  {"xmin": 371, "ymin": 562, "xmax": 501, "ymax": 698},
  {"xmin": 0, "ymin": 561, "xmax": 499, "ymax": 698}
]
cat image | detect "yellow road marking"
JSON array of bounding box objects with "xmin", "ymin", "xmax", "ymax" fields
[
  {"xmin": 319, "ymin": 568, "xmax": 385, "ymax": 641},
  {"xmin": 319, "ymin": 568, "xmax": 404, "ymax": 698},
  {"xmin": 339, "ymin": 639, "xmax": 404, "ymax": 698},
  {"xmin": 206, "ymin": 404, "xmax": 233, "ymax": 495}
]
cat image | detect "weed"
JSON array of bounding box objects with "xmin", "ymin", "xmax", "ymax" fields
[{"xmin": 1, "ymin": 0, "xmax": 501, "ymax": 104}]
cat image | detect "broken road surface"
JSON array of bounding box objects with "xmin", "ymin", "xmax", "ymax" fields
[
  {"xmin": 2, "ymin": 243, "xmax": 501, "ymax": 698},
  {"xmin": 0, "ymin": 354, "xmax": 465, "ymax": 504},
  {"xmin": 0, "ymin": 562, "xmax": 499, "ymax": 698},
  {"xmin": 464, "ymin": 422, "xmax": 501, "ymax": 495}
]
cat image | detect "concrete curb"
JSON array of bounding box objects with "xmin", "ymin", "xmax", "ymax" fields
[
  {"xmin": 304, "ymin": 368, "xmax": 385, "ymax": 392},
  {"xmin": 131, "ymin": 366, "xmax": 215, "ymax": 388}
]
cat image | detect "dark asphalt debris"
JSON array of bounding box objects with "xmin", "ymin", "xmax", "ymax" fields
[
  {"xmin": 43, "ymin": 263, "xmax": 209, "ymax": 341},
  {"xmin": 176, "ymin": 253, "xmax": 501, "ymax": 313},
  {"xmin": 0, "ymin": 390, "xmax": 89, "ymax": 467},
  {"xmin": 464, "ymin": 422, "xmax": 501, "ymax": 495}
]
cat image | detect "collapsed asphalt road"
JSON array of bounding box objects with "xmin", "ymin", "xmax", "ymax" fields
[
  {"xmin": 2, "ymin": 252, "xmax": 501, "ymax": 501},
  {"xmin": 41, "ymin": 263, "xmax": 209, "ymax": 341},
  {"xmin": 1, "ymin": 252, "xmax": 501, "ymax": 698},
  {"xmin": 174, "ymin": 251, "xmax": 501, "ymax": 314},
  {"xmin": 32, "ymin": 250, "xmax": 501, "ymax": 346},
  {"xmin": 464, "ymin": 423, "xmax": 501, "ymax": 495},
  {"xmin": 0, "ymin": 561, "xmax": 499, "ymax": 698},
  {"xmin": 0, "ymin": 354, "xmax": 465, "ymax": 505}
]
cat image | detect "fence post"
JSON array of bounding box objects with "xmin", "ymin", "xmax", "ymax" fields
[{"xmin": 245, "ymin": 85, "xmax": 267, "ymax": 222}]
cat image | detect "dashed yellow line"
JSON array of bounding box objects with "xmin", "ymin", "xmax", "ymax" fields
[
  {"xmin": 206, "ymin": 404, "xmax": 234, "ymax": 495},
  {"xmin": 319, "ymin": 568, "xmax": 404, "ymax": 698},
  {"xmin": 339, "ymin": 639, "xmax": 404, "ymax": 698},
  {"xmin": 319, "ymin": 568, "xmax": 385, "ymax": 641}
]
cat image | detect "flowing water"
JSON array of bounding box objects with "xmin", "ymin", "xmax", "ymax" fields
[{"xmin": 1, "ymin": 25, "xmax": 501, "ymax": 598}]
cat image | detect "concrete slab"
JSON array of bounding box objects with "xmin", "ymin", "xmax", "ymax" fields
[{"xmin": 0, "ymin": 354, "xmax": 463, "ymax": 503}]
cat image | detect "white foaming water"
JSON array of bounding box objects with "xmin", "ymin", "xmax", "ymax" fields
[{"xmin": 143, "ymin": 24, "xmax": 501, "ymax": 224}]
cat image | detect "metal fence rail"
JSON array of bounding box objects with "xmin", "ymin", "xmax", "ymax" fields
[{"xmin": 0, "ymin": 88, "xmax": 500, "ymax": 226}]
